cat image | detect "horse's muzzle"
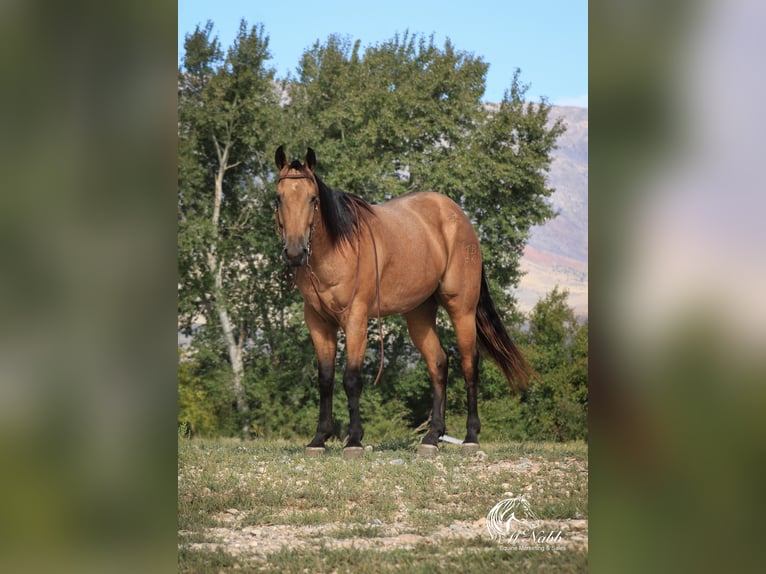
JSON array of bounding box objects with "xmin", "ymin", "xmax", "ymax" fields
[{"xmin": 283, "ymin": 243, "xmax": 309, "ymax": 267}]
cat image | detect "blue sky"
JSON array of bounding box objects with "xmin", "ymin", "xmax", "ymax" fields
[{"xmin": 178, "ymin": 0, "xmax": 587, "ymax": 106}]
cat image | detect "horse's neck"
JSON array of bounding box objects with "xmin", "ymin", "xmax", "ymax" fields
[
  {"xmin": 309, "ymin": 221, "xmax": 360, "ymax": 285},
  {"xmin": 306, "ymin": 218, "xmax": 352, "ymax": 278}
]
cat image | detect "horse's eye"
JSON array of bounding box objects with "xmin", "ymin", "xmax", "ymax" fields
[
  {"xmin": 275, "ymin": 196, "xmax": 282, "ymax": 208},
  {"xmin": 310, "ymin": 196, "xmax": 318, "ymax": 206}
]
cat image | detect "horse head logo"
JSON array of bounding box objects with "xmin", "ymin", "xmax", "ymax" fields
[{"xmin": 486, "ymin": 496, "xmax": 541, "ymax": 541}]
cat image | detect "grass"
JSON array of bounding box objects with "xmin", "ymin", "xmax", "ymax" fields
[{"xmin": 178, "ymin": 438, "xmax": 588, "ymax": 572}]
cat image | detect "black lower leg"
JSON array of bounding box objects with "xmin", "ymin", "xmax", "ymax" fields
[
  {"xmin": 343, "ymin": 367, "xmax": 364, "ymax": 447},
  {"xmin": 465, "ymin": 387, "xmax": 481, "ymax": 444},
  {"xmin": 464, "ymin": 351, "xmax": 481, "ymax": 444},
  {"xmin": 423, "ymin": 358, "xmax": 448, "ymax": 446},
  {"xmin": 308, "ymin": 363, "xmax": 334, "ymax": 448}
]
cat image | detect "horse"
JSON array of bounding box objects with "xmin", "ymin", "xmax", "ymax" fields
[{"xmin": 274, "ymin": 146, "xmax": 531, "ymax": 456}]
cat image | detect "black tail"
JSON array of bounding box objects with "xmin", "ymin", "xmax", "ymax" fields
[{"xmin": 475, "ymin": 266, "xmax": 532, "ymax": 393}]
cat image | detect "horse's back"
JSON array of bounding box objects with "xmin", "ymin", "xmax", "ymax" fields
[
  {"xmin": 377, "ymin": 190, "xmax": 461, "ymax": 214},
  {"xmin": 375, "ymin": 191, "xmax": 475, "ymax": 239}
]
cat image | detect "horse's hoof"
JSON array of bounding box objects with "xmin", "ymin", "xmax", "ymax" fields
[
  {"xmin": 343, "ymin": 446, "xmax": 365, "ymax": 460},
  {"xmin": 461, "ymin": 442, "xmax": 480, "ymax": 454},
  {"xmin": 304, "ymin": 446, "xmax": 326, "ymax": 457},
  {"xmin": 416, "ymin": 443, "xmax": 439, "ymax": 456}
]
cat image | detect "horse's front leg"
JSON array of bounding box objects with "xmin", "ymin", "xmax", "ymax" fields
[
  {"xmin": 305, "ymin": 305, "xmax": 338, "ymax": 449},
  {"xmin": 342, "ymin": 312, "xmax": 369, "ymax": 449}
]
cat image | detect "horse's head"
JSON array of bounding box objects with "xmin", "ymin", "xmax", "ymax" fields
[{"xmin": 274, "ymin": 146, "xmax": 319, "ymax": 267}]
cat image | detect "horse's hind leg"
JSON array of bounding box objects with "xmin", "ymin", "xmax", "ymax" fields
[
  {"xmin": 405, "ymin": 298, "xmax": 448, "ymax": 447},
  {"xmin": 448, "ymin": 310, "xmax": 481, "ymax": 447}
]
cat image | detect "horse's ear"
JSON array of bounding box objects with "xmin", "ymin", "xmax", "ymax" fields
[
  {"xmin": 275, "ymin": 145, "xmax": 287, "ymax": 170},
  {"xmin": 305, "ymin": 148, "xmax": 317, "ymax": 172}
]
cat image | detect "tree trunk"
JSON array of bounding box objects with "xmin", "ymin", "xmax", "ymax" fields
[
  {"xmin": 206, "ymin": 253, "xmax": 250, "ymax": 436},
  {"xmin": 208, "ymin": 136, "xmax": 251, "ymax": 436}
]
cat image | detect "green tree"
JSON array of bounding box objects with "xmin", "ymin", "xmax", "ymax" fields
[
  {"xmin": 522, "ymin": 287, "xmax": 588, "ymax": 440},
  {"xmin": 178, "ymin": 20, "xmax": 283, "ymax": 435},
  {"xmin": 462, "ymin": 72, "xmax": 565, "ymax": 300},
  {"xmin": 527, "ymin": 286, "xmax": 578, "ymax": 367}
]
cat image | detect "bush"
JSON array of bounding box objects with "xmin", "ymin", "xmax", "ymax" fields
[
  {"xmin": 521, "ymin": 368, "xmax": 587, "ymax": 441},
  {"xmin": 178, "ymin": 350, "xmax": 220, "ymax": 437}
]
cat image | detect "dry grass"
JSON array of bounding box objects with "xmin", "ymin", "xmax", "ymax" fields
[{"xmin": 178, "ymin": 438, "xmax": 588, "ymax": 572}]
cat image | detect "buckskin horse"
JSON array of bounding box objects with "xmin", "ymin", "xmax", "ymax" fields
[{"xmin": 274, "ymin": 146, "xmax": 530, "ymax": 457}]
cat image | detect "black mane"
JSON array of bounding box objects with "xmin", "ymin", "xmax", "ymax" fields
[
  {"xmin": 282, "ymin": 157, "xmax": 374, "ymax": 248},
  {"xmin": 315, "ymin": 175, "xmax": 374, "ymax": 248}
]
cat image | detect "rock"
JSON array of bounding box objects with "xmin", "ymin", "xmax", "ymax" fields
[
  {"xmin": 515, "ymin": 458, "xmax": 533, "ymax": 470},
  {"xmin": 390, "ymin": 458, "xmax": 404, "ymax": 465}
]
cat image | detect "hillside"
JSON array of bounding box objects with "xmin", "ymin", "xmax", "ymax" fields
[{"xmin": 516, "ymin": 105, "xmax": 588, "ymax": 317}]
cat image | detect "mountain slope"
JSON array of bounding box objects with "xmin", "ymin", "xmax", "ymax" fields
[{"xmin": 516, "ymin": 105, "xmax": 588, "ymax": 316}]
